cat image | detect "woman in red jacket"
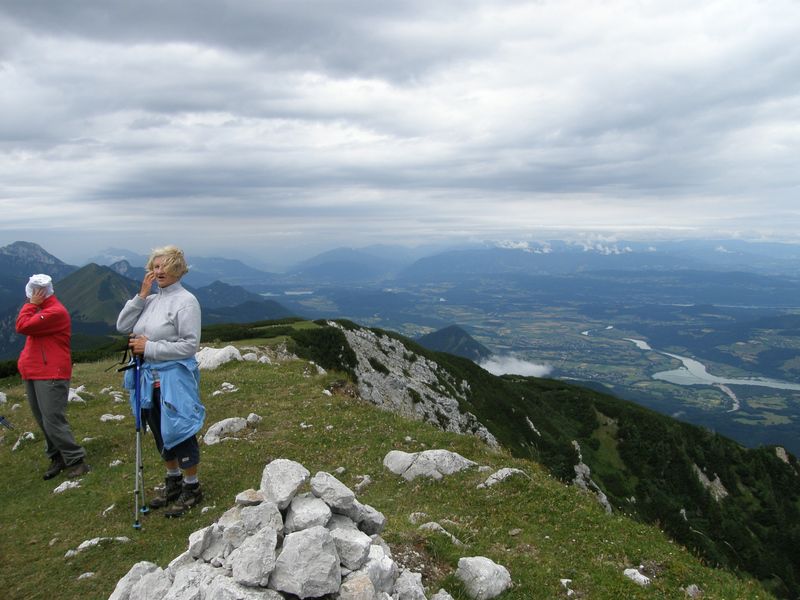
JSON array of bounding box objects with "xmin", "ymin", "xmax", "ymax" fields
[{"xmin": 16, "ymin": 274, "xmax": 88, "ymax": 480}]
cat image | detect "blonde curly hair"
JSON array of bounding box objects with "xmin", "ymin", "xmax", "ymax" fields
[{"xmin": 146, "ymin": 245, "xmax": 189, "ymax": 278}]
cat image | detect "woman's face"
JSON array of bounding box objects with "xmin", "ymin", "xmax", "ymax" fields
[{"xmin": 152, "ymin": 256, "xmax": 180, "ymax": 288}]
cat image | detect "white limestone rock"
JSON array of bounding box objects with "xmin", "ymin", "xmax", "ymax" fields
[
  {"xmin": 330, "ymin": 527, "xmax": 372, "ymax": 570},
  {"xmin": 108, "ymin": 561, "xmax": 160, "ymax": 600},
  {"xmin": 234, "ymin": 488, "xmax": 263, "ymax": 506},
  {"xmin": 128, "ymin": 567, "xmax": 173, "ymax": 600},
  {"xmin": 204, "ymin": 417, "xmax": 248, "ymax": 445},
  {"xmin": 227, "ymin": 525, "xmax": 279, "ymax": 587},
  {"xmin": 477, "ymin": 467, "xmax": 528, "ymax": 488},
  {"xmin": 284, "ymin": 493, "xmax": 332, "ymax": 534},
  {"xmin": 268, "ymin": 526, "xmax": 341, "ymax": 598},
  {"xmin": 431, "ymin": 590, "xmax": 456, "ymax": 600},
  {"xmin": 339, "ymin": 571, "xmax": 376, "ymax": 600},
  {"xmin": 384, "ymin": 449, "xmax": 477, "ymax": 481},
  {"xmin": 260, "ymin": 458, "xmax": 310, "ymax": 510},
  {"xmin": 162, "ymin": 561, "xmax": 219, "ymax": 600},
  {"xmin": 354, "ymin": 542, "xmax": 398, "ymax": 595},
  {"xmin": 241, "ymin": 501, "xmax": 284, "ymax": 536},
  {"xmin": 310, "ymin": 471, "xmax": 356, "ymax": 512},
  {"xmin": 623, "ymin": 568, "xmax": 651, "ymax": 586},
  {"xmin": 206, "ymin": 575, "xmax": 284, "ymax": 599},
  {"xmin": 394, "ymin": 569, "xmax": 427, "ymax": 600},
  {"xmin": 455, "ymin": 556, "xmax": 512, "ymax": 600},
  {"xmin": 196, "ymin": 345, "xmax": 243, "ymax": 370}
]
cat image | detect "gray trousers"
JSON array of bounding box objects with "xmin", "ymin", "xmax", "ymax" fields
[{"xmin": 25, "ymin": 379, "xmax": 85, "ymax": 466}]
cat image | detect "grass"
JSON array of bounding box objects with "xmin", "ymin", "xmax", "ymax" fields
[{"xmin": 0, "ymin": 341, "xmax": 775, "ymax": 600}]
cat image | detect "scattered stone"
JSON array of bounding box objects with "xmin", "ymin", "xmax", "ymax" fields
[
  {"xmin": 246, "ymin": 413, "xmax": 262, "ymax": 425},
  {"xmin": 65, "ymin": 536, "xmax": 130, "ymax": 558},
  {"xmin": 211, "ymin": 381, "xmax": 239, "ymax": 396},
  {"xmin": 354, "ymin": 474, "xmax": 373, "ymax": 494},
  {"xmin": 68, "ymin": 388, "xmax": 86, "ymax": 403},
  {"xmin": 102, "ymin": 504, "xmax": 116, "ymax": 517},
  {"xmin": 455, "ymin": 556, "xmax": 512, "ymax": 600},
  {"xmin": 477, "ymin": 467, "xmax": 528, "ymax": 488},
  {"xmin": 54, "ymin": 480, "xmax": 81, "ymax": 494},
  {"xmin": 203, "ymin": 416, "xmax": 248, "ymax": 445},
  {"xmin": 322, "ymin": 389, "xmax": 333, "ymax": 397},
  {"xmin": 684, "ymin": 583, "xmax": 704, "ymax": 597},
  {"xmin": 100, "ymin": 414, "xmax": 125, "ymax": 422},
  {"xmin": 196, "ymin": 345, "xmax": 243, "ymax": 370},
  {"xmin": 419, "ymin": 521, "xmax": 464, "ymax": 546},
  {"xmin": 384, "ymin": 449, "xmax": 477, "ymax": 481},
  {"xmin": 109, "ymin": 459, "xmax": 123, "ymax": 467},
  {"xmin": 408, "ymin": 512, "xmax": 428, "ymax": 524},
  {"xmin": 623, "ymin": 567, "xmax": 651, "ymax": 586},
  {"xmin": 0, "ymin": 391, "xmax": 6, "ymax": 403},
  {"xmin": 77, "ymin": 572, "xmax": 94, "ymax": 580},
  {"xmin": 12, "ymin": 431, "xmax": 35, "ymax": 451}
]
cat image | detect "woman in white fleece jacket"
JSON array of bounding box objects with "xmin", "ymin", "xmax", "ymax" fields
[{"xmin": 116, "ymin": 245, "xmax": 205, "ymax": 518}]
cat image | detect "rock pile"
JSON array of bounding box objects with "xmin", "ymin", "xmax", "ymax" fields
[
  {"xmin": 110, "ymin": 458, "xmax": 415, "ymax": 600},
  {"xmin": 110, "ymin": 456, "xmax": 513, "ymax": 600}
]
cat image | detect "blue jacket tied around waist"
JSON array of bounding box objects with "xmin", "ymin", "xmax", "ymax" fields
[{"xmin": 124, "ymin": 357, "xmax": 205, "ymax": 450}]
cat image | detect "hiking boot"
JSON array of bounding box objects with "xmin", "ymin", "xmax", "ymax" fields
[
  {"xmin": 149, "ymin": 474, "xmax": 183, "ymax": 509},
  {"xmin": 43, "ymin": 456, "xmax": 66, "ymax": 480},
  {"xmin": 164, "ymin": 482, "xmax": 203, "ymax": 518},
  {"xmin": 65, "ymin": 460, "xmax": 90, "ymax": 478}
]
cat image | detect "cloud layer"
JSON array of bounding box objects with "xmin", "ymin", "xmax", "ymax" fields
[
  {"xmin": 479, "ymin": 355, "xmax": 553, "ymax": 378},
  {"xmin": 2, "ymin": 1, "xmax": 799, "ymax": 264}
]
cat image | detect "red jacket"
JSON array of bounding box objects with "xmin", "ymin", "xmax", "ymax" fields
[{"xmin": 15, "ymin": 295, "xmax": 72, "ymax": 380}]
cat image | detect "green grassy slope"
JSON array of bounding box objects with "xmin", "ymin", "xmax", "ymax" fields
[{"xmin": 0, "ymin": 334, "xmax": 775, "ymax": 600}]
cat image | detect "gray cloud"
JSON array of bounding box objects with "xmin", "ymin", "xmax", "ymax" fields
[{"xmin": 1, "ymin": 0, "xmax": 799, "ymax": 264}]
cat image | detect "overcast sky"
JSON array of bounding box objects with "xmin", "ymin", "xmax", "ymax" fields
[{"xmin": 1, "ymin": 0, "xmax": 799, "ymax": 267}]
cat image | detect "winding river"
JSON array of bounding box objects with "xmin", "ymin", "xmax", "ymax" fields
[{"xmin": 624, "ymin": 338, "xmax": 800, "ymax": 392}]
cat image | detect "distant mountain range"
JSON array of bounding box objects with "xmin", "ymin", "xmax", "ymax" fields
[{"xmin": 0, "ymin": 242, "xmax": 295, "ymax": 360}]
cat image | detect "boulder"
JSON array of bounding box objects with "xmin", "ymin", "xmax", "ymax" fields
[
  {"xmin": 268, "ymin": 526, "xmax": 341, "ymax": 598},
  {"xmin": 204, "ymin": 417, "xmax": 248, "ymax": 445},
  {"xmin": 260, "ymin": 459, "xmax": 310, "ymax": 510},
  {"xmin": 455, "ymin": 556, "xmax": 512, "ymax": 600},
  {"xmin": 384, "ymin": 449, "xmax": 477, "ymax": 481}
]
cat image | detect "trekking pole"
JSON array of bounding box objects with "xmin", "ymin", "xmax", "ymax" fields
[{"xmin": 132, "ymin": 356, "xmax": 149, "ymax": 528}]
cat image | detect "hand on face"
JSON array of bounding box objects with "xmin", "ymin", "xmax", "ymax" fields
[
  {"xmin": 139, "ymin": 271, "xmax": 156, "ymax": 298},
  {"xmin": 29, "ymin": 288, "xmax": 47, "ymax": 306}
]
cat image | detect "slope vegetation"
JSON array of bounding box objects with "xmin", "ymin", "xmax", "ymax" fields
[{"xmin": 0, "ymin": 323, "xmax": 775, "ymax": 600}]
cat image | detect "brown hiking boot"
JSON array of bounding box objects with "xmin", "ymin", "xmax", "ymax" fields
[
  {"xmin": 164, "ymin": 482, "xmax": 203, "ymax": 518},
  {"xmin": 149, "ymin": 474, "xmax": 182, "ymax": 509},
  {"xmin": 65, "ymin": 460, "xmax": 90, "ymax": 478}
]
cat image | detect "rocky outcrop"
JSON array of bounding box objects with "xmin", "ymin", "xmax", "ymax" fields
[
  {"xmin": 572, "ymin": 441, "xmax": 613, "ymax": 514},
  {"xmin": 692, "ymin": 464, "xmax": 729, "ymax": 502},
  {"xmin": 330, "ymin": 323, "xmax": 498, "ymax": 449}
]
